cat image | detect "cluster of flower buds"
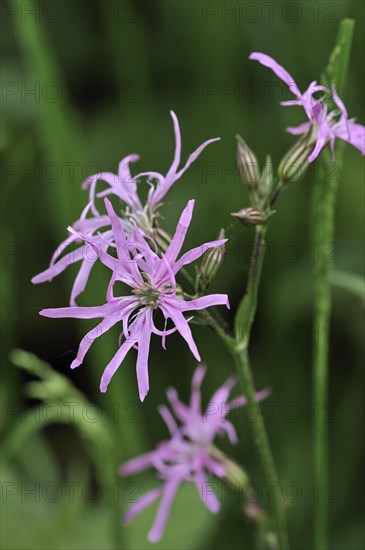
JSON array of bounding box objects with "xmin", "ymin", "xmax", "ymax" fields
[
  {"xmin": 236, "ymin": 136, "xmax": 275, "ymax": 200},
  {"xmin": 233, "ymin": 136, "xmax": 271, "ymax": 226}
]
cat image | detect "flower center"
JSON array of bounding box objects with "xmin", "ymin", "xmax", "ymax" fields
[{"xmin": 133, "ymin": 282, "xmax": 161, "ymax": 309}]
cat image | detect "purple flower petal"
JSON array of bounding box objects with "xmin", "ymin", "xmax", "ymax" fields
[
  {"xmin": 335, "ymin": 120, "xmax": 365, "ymax": 155},
  {"xmin": 177, "ymin": 294, "xmax": 230, "ymax": 312},
  {"xmin": 286, "ymin": 121, "xmax": 311, "ymax": 136},
  {"xmin": 167, "ymin": 110, "xmax": 182, "ymax": 176},
  {"xmin": 166, "ymin": 387, "xmax": 191, "ymax": 424},
  {"xmin": 70, "ymin": 311, "xmax": 122, "ymax": 369},
  {"xmin": 123, "ymin": 487, "xmax": 162, "ymax": 525},
  {"xmin": 100, "ymin": 337, "xmax": 137, "ymax": 393},
  {"xmin": 148, "ymin": 478, "xmax": 181, "ymax": 543},
  {"xmin": 82, "ymin": 154, "xmax": 141, "ymax": 212},
  {"xmin": 190, "ymin": 364, "xmax": 206, "ymax": 413},
  {"xmin": 136, "ymin": 311, "xmax": 153, "ymax": 401},
  {"xmin": 173, "ymin": 238, "xmax": 227, "ymax": 273},
  {"xmin": 120, "ymin": 451, "xmax": 160, "ymax": 476},
  {"xmin": 148, "ymin": 111, "xmax": 220, "ymax": 210},
  {"xmin": 40, "ymin": 302, "xmax": 120, "ymax": 319},
  {"xmin": 161, "ymin": 302, "xmax": 201, "ymax": 361},
  {"xmin": 158, "ymin": 404, "xmax": 178, "ymax": 435},
  {"xmin": 331, "ymin": 86, "xmax": 348, "ymax": 120},
  {"xmin": 227, "ymin": 387, "xmax": 270, "ymax": 411},
  {"xmin": 308, "ymin": 121, "xmax": 330, "ymax": 163},
  {"xmin": 117, "ymin": 154, "xmax": 142, "ymax": 211},
  {"xmin": 194, "ymin": 466, "xmax": 220, "ymax": 513},
  {"xmin": 220, "ymin": 419, "xmax": 239, "ymax": 445},
  {"xmin": 32, "ymin": 246, "xmax": 85, "ymax": 284},
  {"xmin": 163, "ymin": 200, "xmax": 195, "ymax": 266},
  {"xmin": 249, "ymin": 52, "xmax": 300, "ymax": 97}
]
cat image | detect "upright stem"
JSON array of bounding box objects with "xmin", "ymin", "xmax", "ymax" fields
[
  {"xmin": 232, "ymin": 224, "xmax": 289, "ymax": 550},
  {"xmin": 311, "ymin": 19, "xmax": 354, "ymax": 550}
]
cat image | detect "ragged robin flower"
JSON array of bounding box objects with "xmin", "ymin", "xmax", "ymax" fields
[
  {"xmin": 39, "ymin": 199, "xmax": 229, "ymax": 401},
  {"xmin": 249, "ymin": 52, "xmax": 365, "ymax": 162}
]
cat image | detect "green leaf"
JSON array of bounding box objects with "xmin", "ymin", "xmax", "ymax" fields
[
  {"xmin": 331, "ymin": 271, "xmax": 365, "ymax": 305},
  {"xmin": 7, "ymin": 350, "xmax": 117, "ymax": 487},
  {"xmin": 321, "ymin": 19, "xmax": 355, "ymax": 98}
]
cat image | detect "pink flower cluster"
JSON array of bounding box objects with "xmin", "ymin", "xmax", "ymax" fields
[
  {"xmin": 33, "ymin": 113, "xmax": 226, "ymax": 401},
  {"xmin": 32, "ymin": 111, "xmax": 220, "ymax": 306}
]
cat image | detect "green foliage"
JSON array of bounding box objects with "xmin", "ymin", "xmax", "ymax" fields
[
  {"xmin": 332, "ymin": 270, "xmax": 365, "ymax": 305},
  {"xmin": 6, "ymin": 350, "xmax": 116, "ymax": 486}
]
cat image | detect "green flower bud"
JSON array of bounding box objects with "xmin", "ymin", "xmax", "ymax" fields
[
  {"xmin": 236, "ymin": 135, "xmax": 260, "ymax": 190},
  {"xmin": 278, "ymin": 127, "xmax": 317, "ymax": 184},
  {"xmin": 199, "ymin": 229, "xmax": 225, "ymax": 290},
  {"xmin": 258, "ymin": 155, "xmax": 273, "ymax": 199},
  {"xmin": 231, "ymin": 207, "xmax": 265, "ymax": 226},
  {"xmin": 210, "ymin": 445, "xmax": 249, "ymax": 488}
]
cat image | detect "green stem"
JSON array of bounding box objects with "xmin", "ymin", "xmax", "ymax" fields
[
  {"xmin": 311, "ymin": 19, "xmax": 354, "ymax": 550},
  {"xmin": 232, "ymin": 224, "xmax": 289, "ymax": 550},
  {"xmin": 232, "ymin": 346, "xmax": 288, "ymax": 550}
]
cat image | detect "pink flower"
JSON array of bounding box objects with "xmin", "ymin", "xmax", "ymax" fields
[
  {"xmin": 32, "ymin": 112, "xmax": 220, "ymax": 304},
  {"xmin": 249, "ymin": 52, "xmax": 365, "ymax": 162},
  {"xmin": 39, "ymin": 199, "xmax": 229, "ymax": 401},
  {"xmin": 84, "ymin": 111, "xmax": 220, "ymax": 215},
  {"xmin": 120, "ymin": 365, "xmax": 269, "ymax": 542}
]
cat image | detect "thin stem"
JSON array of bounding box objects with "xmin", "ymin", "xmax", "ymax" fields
[
  {"xmin": 232, "ymin": 346, "xmax": 289, "ymax": 550},
  {"xmin": 198, "ymin": 308, "xmax": 236, "ymax": 351},
  {"xmin": 232, "ymin": 224, "xmax": 289, "ymax": 550},
  {"xmin": 311, "ymin": 19, "xmax": 354, "ymax": 550}
]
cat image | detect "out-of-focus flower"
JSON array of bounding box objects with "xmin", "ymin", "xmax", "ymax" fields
[
  {"xmin": 120, "ymin": 365, "xmax": 269, "ymax": 542},
  {"xmin": 249, "ymin": 52, "xmax": 365, "ymax": 162},
  {"xmin": 39, "ymin": 199, "xmax": 228, "ymax": 401},
  {"xmin": 32, "ymin": 112, "xmax": 220, "ymax": 304}
]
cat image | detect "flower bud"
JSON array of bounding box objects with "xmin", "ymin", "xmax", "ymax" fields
[
  {"xmin": 236, "ymin": 135, "xmax": 260, "ymax": 190},
  {"xmin": 231, "ymin": 207, "xmax": 265, "ymax": 226},
  {"xmin": 199, "ymin": 230, "xmax": 225, "ymax": 290},
  {"xmin": 278, "ymin": 127, "xmax": 316, "ymax": 184},
  {"xmin": 210, "ymin": 445, "xmax": 249, "ymax": 488},
  {"xmin": 222, "ymin": 455, "xmax": 249, "ymax": 487},
  {"xmin": 244, "ymin": 501, "xmax": 265, "ymax": 524},
  {"xmin": 258, "ymin": 155, "xmax": 273, "ymax": 199}
]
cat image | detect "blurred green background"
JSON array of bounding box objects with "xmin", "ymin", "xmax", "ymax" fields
[{"xmin": 1, "ymin": 1, "xmax": 364, "ymax": 549}]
